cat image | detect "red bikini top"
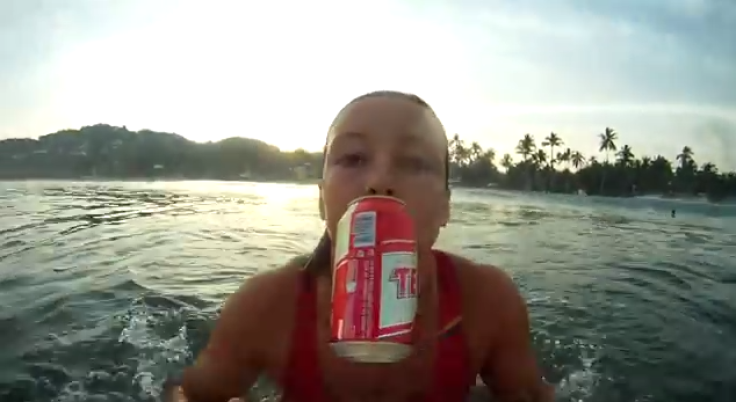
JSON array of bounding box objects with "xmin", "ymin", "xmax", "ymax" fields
[{"xmin": 279, "ymin": 250, "xmax": 474, "ymax": 402}]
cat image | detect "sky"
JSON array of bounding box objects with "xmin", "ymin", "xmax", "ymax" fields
[{"xmin": 1, "ymin": 0, "xmax": 735, "ymax": 169}]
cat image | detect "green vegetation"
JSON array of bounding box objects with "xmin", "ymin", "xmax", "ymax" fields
[
  {"xmin": 0, "ymin": 124, "xmax": 733, "ymax": 201},
  {"xmin": 0, "ymin": 124, "xmax": 323, "ymax": 182},
  {"xmin": 449, "ymin": 129, "xmax": 735, "ymax": 201}
]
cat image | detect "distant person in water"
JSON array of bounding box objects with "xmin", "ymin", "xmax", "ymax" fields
[
  {"xmin": 164, "ymin": 91, "xmax": 554, "ymax": 402},
  {"xmin": 672, "ymin": 209, "xmax": 676, "ymax": 218}
]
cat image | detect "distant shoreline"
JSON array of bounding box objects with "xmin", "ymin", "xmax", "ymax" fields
[
  {"xmin": 2, "ymin": 124, "xmax": 733, "ymax": 203},
  {"xmin": 0, "ymin": 176, "xmax": 323, "ymax": 187},
  {"xmin": 3, "ymin": 176, "xmax": 730, "ymax": 204}
]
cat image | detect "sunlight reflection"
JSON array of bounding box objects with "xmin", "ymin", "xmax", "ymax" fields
[{"xmin": 249, "ymin": 182, "xmax": 320, "ymax": 201}]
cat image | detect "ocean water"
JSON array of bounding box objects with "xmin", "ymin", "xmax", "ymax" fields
[{"xmin": 1, "ymin": 180, "xmax": 735, "ymax": 402}]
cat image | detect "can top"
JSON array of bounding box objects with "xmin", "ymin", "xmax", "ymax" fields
[{"xmin": 348, "ymin": 195, "xmax": 406, "ymax": 206}]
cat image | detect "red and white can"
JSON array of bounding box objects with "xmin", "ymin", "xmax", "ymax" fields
[{"xmin": 329, "ymin": 195, "xmax": 419, "ymax": 363}]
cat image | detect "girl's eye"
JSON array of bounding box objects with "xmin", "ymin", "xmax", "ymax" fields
[
  {"xmin": 337, "ymin": 153, "xmax": 367, "ymax": 167},
  {"xmin": 402, "ymin": 156, "xmax": 432, "ymax": 172}
]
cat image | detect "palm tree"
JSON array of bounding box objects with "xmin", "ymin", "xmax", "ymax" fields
[
  {"xmin": 469, "ymin": 141, "xmax": 483, "ymax": 162},
  {"xmin": 449, "ymin": 134, "xmax": 461, "ymax": 147},
  {"xmin": 557, "ymin": 148, "xmax": 572, "ymax": 170},
  {"xmin": 500, "ymin": 153, "xmax": 513, "ymax": 171},
  {"xmin": 571, "ymin": 151, "xmax": 586, "ymax": 170},
  {"xmin": 449, "ymin": 134, "xmax": 470, "ymax": 166},
  {"xmin": 531, "ymin": 149, "xmax": 548, "ymax": 191},
  {"xmin": 542, "ymin": 132, "xmax": 563, "ymax": 169},
  {"xmin": 437, "ymin": 132, "xmax": 734, "ymax": 199},
  {"xmin": 515, "ymin": 134, "xmax": 536, "ymax": 190},
  {"xmin": 515, "ymin": 134, "xmax": 535, "ymax": 162},
  {"xmin": 677, "ymin": 146, "xmax": 694, "ymax": 170},
  {"xmin": 675, "ymin": 146, "xmax": 696, "ymax": 193},
  {"xmin": 616, "ymin": 144, "xmax": 636, "ymax": 194},
  {"xmin": 616, "ymin": 145, "xmax": 635, "ymax": 167},
  {"xmin": 598, "ymin": 127, "xmax": 618, "ymax": 194},
  {"xmin": 598, "ymin": 127, "xmax": 618, "ymax": 163},
  {"xmin": 533, "ymin": 149, "xmax": 547, "ymax": 166},
  {"xmin": 482, "ymin": 148, "xmax": 496, "ymax": 164}
]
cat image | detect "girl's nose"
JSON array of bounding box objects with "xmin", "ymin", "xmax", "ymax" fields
[{"xmin": 366, "ymin": 187, "xmax": 395, "ymax": 197}]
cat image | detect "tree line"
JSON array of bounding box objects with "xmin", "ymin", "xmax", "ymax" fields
[
  {"xmin": 0, "ymin": 124, "xmax": 733, "ymax": 201},
  {"xmin": 449, "ymin": 128, "xmax": 735, "ymax": 201},
  {"xmin": 0, "ymin": 124, "xmax": 323, "ymax": 182}
]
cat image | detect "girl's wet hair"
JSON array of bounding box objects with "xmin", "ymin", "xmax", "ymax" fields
[{"xmin": 304, "ymin": 90, "xmax": 449, "ymax": 274}]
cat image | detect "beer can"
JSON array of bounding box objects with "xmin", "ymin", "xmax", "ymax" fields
[{"xmin": 329, "ymin": 195, "xmax": 418, "ymax": 363}]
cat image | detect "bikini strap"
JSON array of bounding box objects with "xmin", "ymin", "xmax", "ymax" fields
[
  {"xmin": 430, "ymin": 250, "xmax": 475, "ymax": 398},
  {"xmin": 281, "ymin": 264, "xmax": 321, "ymax": 399},
  {"xmin": 433, "ymin": 250, "xmax": 463, "ymax": 328}
]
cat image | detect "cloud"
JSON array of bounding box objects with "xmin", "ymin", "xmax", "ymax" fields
[
  {"xmin": 410, "ymin": 0, "xmax": 736, "ymax": 167},
  {"xmin": 437, "ymin": 0, "xmax": 736, "ymax": 105},
  {"xmin": 0, "ymin": 0, "xmax": 734, "ymax": 168}
]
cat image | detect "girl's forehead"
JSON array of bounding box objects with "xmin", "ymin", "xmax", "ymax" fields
[{"xmin": 326, "ymin": 96, "xmax": 448, "ymax": 151}]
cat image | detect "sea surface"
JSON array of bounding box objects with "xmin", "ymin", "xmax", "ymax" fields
[{"xmin": 1, "ymin": 181, "xmax": 735, "ymax": 402}]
